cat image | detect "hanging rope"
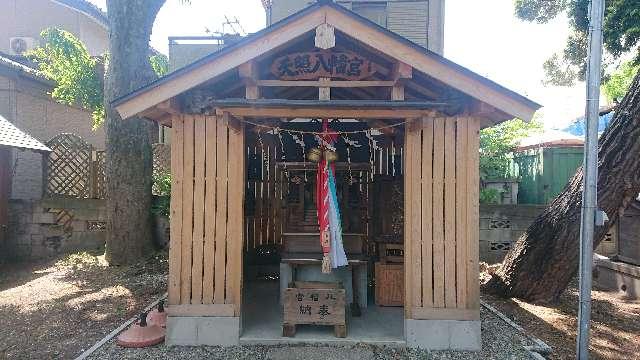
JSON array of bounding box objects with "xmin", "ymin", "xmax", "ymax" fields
[{"xmin": 240, "ymin": 117, "xmax": 408, "ymax": 135}]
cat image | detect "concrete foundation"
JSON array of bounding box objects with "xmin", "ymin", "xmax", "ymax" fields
[
  {"xmin": 594, "ymin": 255, "xmax": 640, "ymax": 299},
  {"xmin": 243, "ymin": 280, "xmax": 404, "ymax": 346},
  {"xmin": 166, "ymin": 316, "xmax": 240, "ymax": 346},
  {"xmin": 405, "ymin": 319, "xmax": 481, "ymax": 351}
]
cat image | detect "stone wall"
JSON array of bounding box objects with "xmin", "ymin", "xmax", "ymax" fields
[{"xmin": 5, "ymin": 198, "xmax": 106, "ymax": 261}]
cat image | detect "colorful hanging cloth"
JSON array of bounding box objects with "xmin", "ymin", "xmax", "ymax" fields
[{"xmin": 316, "ymin": 119, "xmax": 348, "ymax": 273}]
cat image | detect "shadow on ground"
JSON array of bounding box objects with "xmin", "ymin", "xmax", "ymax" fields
[
  {"xmin": 483, "ymin": 279, "xmax": 640, "ymax": 360},
  {"xmin": 0, "ymin": 249, "xmax": 168, "ymax": 359}
]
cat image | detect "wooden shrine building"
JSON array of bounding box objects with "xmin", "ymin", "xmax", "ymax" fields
[{"xmin": 113, "ymin": 2, "xmax": 540, "ymax": 350}]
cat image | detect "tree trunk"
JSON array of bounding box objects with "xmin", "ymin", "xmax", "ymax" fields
[
  {"xmin": 104, "ymin": 0, "xmax": 165, "ymax": 265},
  {"xmin": 485, "ymin": 71, "xmax": 640, "ymax": 303}
]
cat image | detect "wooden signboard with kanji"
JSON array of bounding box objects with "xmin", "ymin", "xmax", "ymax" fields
[
  {"xmin": 283, "ymin": 281, "xmax": 346, "ymax": 337},
  {"xmin": 271, "ymin": 50, "xmax": 375, "ymax": 81}
]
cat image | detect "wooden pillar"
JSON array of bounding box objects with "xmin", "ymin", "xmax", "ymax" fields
[
  {"xmin": 404, "ymin": 116, "xmax": 480, "ymax": 320},
  {"xmin": 391, "ymin": 61, "xmax": 410, "ymax": 101},
  {"xmin": 239, "ymin": 61, "xmax": 259, "ymax": 100}
]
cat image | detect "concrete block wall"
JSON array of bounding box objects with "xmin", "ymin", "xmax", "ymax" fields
[
  {"xmin": 5, "ymin": 199, "xmax": 106, "ymax": 261},
  {"xmin": 480, "ymin": 204, "xmax": 618, "ymax": 264},
  {"xmin": 479, "ymin": 204, "xmax": 545, "ymax": 264}
]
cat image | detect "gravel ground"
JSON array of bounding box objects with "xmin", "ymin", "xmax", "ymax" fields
[{"xmin": 88, "ymin": 306, "xmax": 535, "ymax": 359}]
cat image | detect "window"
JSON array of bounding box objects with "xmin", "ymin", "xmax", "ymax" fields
[{"xmin": 352, "ymin": 2, "xmax": 388, "ymax": 28}]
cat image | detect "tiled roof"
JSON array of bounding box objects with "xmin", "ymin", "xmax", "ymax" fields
[
  {"xmin": 0, "ymin": 115, "xmax": 51, "ymax": 153},
  {"xmin": 0, "ymin": 53, "xmax": 53, "ymax": 85},
  {"xmin": 51, "ymin": 0, "xmax": 109, "ymax": 29}
]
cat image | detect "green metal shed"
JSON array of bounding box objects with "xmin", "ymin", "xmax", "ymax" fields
[{"xmin": 514, "ymin": 133, "xmax": 584, "ymax": 204}]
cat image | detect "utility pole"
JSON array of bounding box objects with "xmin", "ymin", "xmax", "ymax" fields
[{"xmin": 577, "ymin": 0, "xmax": 605, "ymax": 358}]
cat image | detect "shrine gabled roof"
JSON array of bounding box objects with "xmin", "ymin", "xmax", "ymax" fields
[{"xmin": 112, "ymin": 1, "xmax": 541, "ymax": 122}]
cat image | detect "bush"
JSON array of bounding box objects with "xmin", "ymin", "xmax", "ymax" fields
[
  {"xmin": 152, "ymin": 172, "xmax": 171, "ymax": 217},
  {"xmin": 479, "ymin": 188, "xmax": 501, "ymax": 204}
]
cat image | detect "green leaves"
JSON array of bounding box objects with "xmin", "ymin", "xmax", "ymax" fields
[
  {"xmin": 514, "ymin": 0, "xmax": 568, "ymax": 23},
  {"xmin": 479, "ymin": 118, "xmax": 542, "ymax": 180},
  {"xmin": 602, "ymin": 61, "xmax": 640, "ymax": 102},
  {"xmin": 515, "ymin": 0, "xmax": 640, "ymax": 85},
  {"xmin": 149, "ymin": 54, "xmax": 169, "ymax": 77},
  {"xmin": 29, "ymin": 28, "xmax": 105, "ymax": 128},
  {"xmin": 29, "ymin": 28, "xmax": 171, "ymax": 129},
  {"xmin": 151, "ymin": 171, "xmax": 171, "ymax": 217}
]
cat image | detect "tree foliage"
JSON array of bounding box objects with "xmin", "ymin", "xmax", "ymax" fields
[
  {"xmin": 514, "ymin": 0, "xmax": 640, "ymax": 85},
  {"xmin": 149, "ymin": 53, "xmax": 169, "ymax": 77},
  {"xmin": 602, "ymin": 60, "xmax": 640, "ymax": 102},
  {"xmin": 29, "ymin": 28, "xmax": 105, "ymax": 127},
  {"xmin": 479, "ymin": 118, "xmax": 542, "ymax": 180},
  {"xmin": 30, "ymin": 28, "xmax": 171, "ymax": 129}
]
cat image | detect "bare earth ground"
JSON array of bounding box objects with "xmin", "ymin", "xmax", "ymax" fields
[
  {"xmin": 1, "ymin": 250, "xmax": 639, "ymax": 360},
  {"xmin": 482, "ymin": 279, "xmax": 640, "ymax": 360},
  {"xmin": 0, "ymin": 250, "xmax": 167, "ymax": 359}
]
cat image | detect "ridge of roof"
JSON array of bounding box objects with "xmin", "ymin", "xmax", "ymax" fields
[
  {"xmin": 51, "ymin": 0, "xmax": 109, "ymax": 29},
  {"xmin": 112, "ymin": 2, "xmax": 541, "ymax": 116},
  {"xmin": 0, "ymin": 52, "xmax": 53, "ymax": 85}
]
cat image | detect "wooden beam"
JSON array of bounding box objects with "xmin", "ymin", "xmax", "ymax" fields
[
  {"xmin": 405, "ymin": 81, "xmax": 441, "ymax": 100},
  {"xmin": 225, "ymin": 112, "xmax": 242, "ymax": 133},
  {"xmin": 392, "ymin": 61, "xmax": 412, "ymax": 82},
  {"xmin": 239, "ymin": 61, "xmax": 259, "ymax": 99},
  {"xmin": 411, "ymin": 307, "xmax": 480, "ymax": 321},
  {"xmin": 156, "ymin": 98, "xmax": 181, "ymax": 114},
  {"xmin": 391, "ymin": 84, "xmax": 404, "ymax": 101},
  {"xmin": 157, "ymin": 113, "xmax": 173, "ymax": 127},
  {"xmin": 315, "ymin": 23, "xmax": 335, "ymax": 49},
  {"xmin": 368, "ymin": 119, "xmax": 396, "ymax": 135},
  {"xmin": 257, "ymin": 80, "xmax": 396, "ymax": 87},
  {"xmin": 215, "ymin": 107, "xmax": 436, "ymax": 119},
  {"xmin": 166, "ymin": 304, "xmax": 236, "ymax": 317},
  {"xmin": 319, "ymin": 77, "xmax": 330, "ymax": 100}
]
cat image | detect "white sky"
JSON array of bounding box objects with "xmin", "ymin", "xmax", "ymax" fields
[{"xmin": 88, "ymin": 0, "xmax": 587, "ymax": 128}]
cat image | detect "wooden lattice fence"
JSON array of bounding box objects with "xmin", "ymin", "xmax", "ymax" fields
[
  {"xmin": 45, "ymin": 133, "xmax": 97, "ymax": 198},
  {"xmin": 45, "ymin": 133, "xmax": 169, "ymax": 199}
]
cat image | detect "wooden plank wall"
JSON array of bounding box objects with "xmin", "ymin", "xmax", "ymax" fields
[
  {"xmin": 168, "ymin": 114, "xmax": 245, "ymax": 316},
  {"xmin": 404, "ymin": 116, "xmax": 480, "ymax": 320},
  {"xmin": 245, "ymin": 142, "xmax": 283, "ymax": 251}
]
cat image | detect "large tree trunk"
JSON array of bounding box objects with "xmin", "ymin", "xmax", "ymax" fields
[
  {"xmin": 485, "ymin": 71, "xmax": 640, "ymax": 303},
  {"xmin": 104, "ymin": 0, "xmax": 165, "ymax": 265}
]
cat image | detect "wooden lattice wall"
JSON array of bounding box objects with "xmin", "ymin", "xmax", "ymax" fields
[
  {"xmin": 404, "ymin": 116, "xmax": 480, "ymax": 320},
  {"xmin": 45, "ymin": 133, "xmax": 94, "ymax": 198},
  {"xmin": 244, "ymin": 138, "xmax": 403, "ymax": 251},
  {"xmin": 168, "ymin": 114, "xmax": 245, "ymax": 316}
]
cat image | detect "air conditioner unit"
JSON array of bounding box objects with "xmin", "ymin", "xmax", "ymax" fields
[{"xmin": 9, "ymin": 37, "xmax": 37, "ymax": 55}]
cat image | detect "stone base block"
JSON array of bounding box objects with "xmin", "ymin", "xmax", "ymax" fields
[
  {"xmin": 405, "ymin": 319, "xmax": 481, "ymax": 351},
  {"xmin": 166, "ymin": 316, "xmax": 240, "ymax": 346},
  {"xmin": 594, "ymin": 257, "xmax": 640, "ymax": 299}
]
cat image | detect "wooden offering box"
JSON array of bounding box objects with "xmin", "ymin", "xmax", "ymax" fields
[
  {"xmin": 283, "ymin": 281, "xmax": 346, "ymax": 338},
  {"xmin": 375, "ymin": 262, "xmax": 404, "ymax": 306}
]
